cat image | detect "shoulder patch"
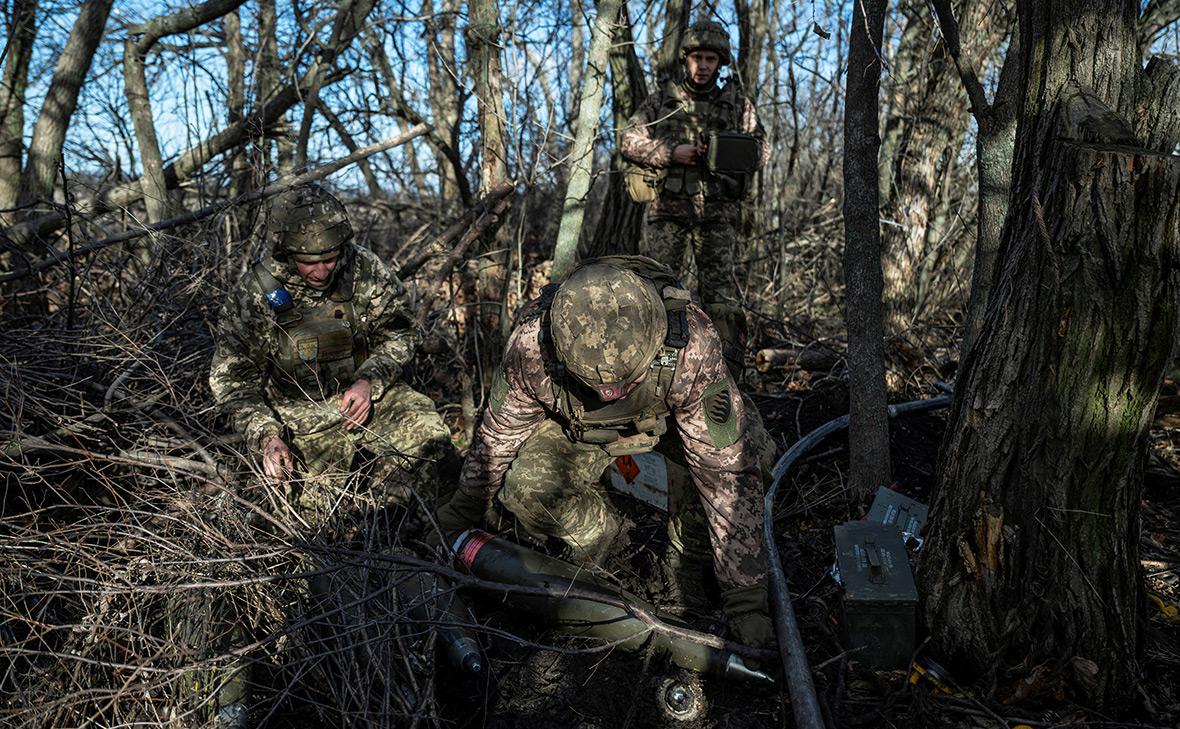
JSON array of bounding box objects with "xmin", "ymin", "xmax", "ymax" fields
[
  {"xmin": 489, "ymin": 368, "xmax": 510, "ymax": 415},
  {"xmin": 702, "ymin": 380, "xmax": 740, "ymax": 449}
]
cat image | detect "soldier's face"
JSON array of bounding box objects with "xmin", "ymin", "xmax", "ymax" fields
[
  {"xmin": 686, "ymin": 51, "xmax": 720, "ymax": 85},
  {"xmin": 293, "ymin": 255, "xmax": 339, "ymax": 289}
]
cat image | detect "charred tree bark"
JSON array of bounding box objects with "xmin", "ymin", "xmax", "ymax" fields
[
  {"xmin": 0, "ymin": 0, "xmax": 38, "ymax": 224},
  {"xmin": 918, "ymin": 1, "xmax": 1180, "ymax": 708},
  {"xmin": 19, "ymin": 0, "xmax": 113, "ymax": 208},
  {"xmin": 843, "ymin": 0, "xmax": 892, "ymax": 496}
]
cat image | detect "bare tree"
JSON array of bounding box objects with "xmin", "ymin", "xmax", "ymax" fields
[
  {"xmin": 843, "ymin": 0, "xmax": 892, "ymax": 497},
  {"xmin": 18, "ymin": 0, "xmax": 114, "ymax": 208},
  {"xmin": 552, "ymin": 0, "xmax": 624, "ymax": 280},
  {"xmin": 0, "ymin": 0, "xmax": 38, "ymax": 224},
  {"xmin": 123, "ymin": 0, "xmax": 250, "ymax": 227}
]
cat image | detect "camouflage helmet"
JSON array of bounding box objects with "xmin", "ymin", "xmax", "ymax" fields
[
  {"xmin": 679, "ymin": 20, "xmax": 732, "ymax": 66},
  {"xmin": 270, "ymin": 184, "xmax": 353, "ymax": 262},
  {"xmin": 550, "ymin": 264, "xmax": 667, "ymax": 390}
]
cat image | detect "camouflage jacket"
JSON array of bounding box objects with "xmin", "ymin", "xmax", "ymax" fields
[
  {"xmin": 458, "ymin": 303, "xmax": 767, "ymax": 590},
  {"xmin": 209, "ymin": 244, "xmax": 417, "ymax": 451},
  {"xmin": 620, "ymin": 79, "xmax": 770, "ymax": 224}
]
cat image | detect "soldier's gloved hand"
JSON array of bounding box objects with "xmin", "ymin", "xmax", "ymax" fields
[
  {"xmin": 428, "ymin": 487, "xmax": 487, "ymax": 554},
  {"xmin": 340, "ymin": 379, "xmax": 373, "ymax": 431},
  {"xmin": 261, "ymin": 436, "xmax": 294, "ymax": 483},
  {"xmin": 671, "ymin": 143, "xmax": 699, "ymax": 165},
  {"xmin": 721, "ymin": 584, "xmax": 776, "ymax": 650}
]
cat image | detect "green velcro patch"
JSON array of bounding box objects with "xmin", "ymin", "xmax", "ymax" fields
[
  {"xmin": 702, "ymin": 380, "xmax": 740, "ymax": 449},
  {"xmin": 489, "ymin": 368, "xmax": 510, "ymax": 414}
]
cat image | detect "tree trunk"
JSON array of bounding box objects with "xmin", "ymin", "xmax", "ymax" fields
[
  {"xmin": 0, "ymin": 0, "xmax": 38, "ymax": 225},
  {"xmin": 655, "ymin": 0, "xmax": 691, "ymax": 85},
  {"xmin": 960, "ymin": 25, "xmax": 1020, "ymax": 360},
  {"xmin": 584, "ymin": 1, "xmax": 647, "ymax": 260},
  {"xmin": 881, "ymin": 0, "xmax": 1010, "ymax": 334},
  {"xmin": 551, "ymin": 0, "xmax": 624, "ymax": 281},
  {"xmin": 123, "ymin": 0, "xmax": 249, "ymax": 227},
  {"xmin": 918, "ymin": 1, "xmax": 1180, "ymax": 707},
  {"xmin": 468, "ymin": 0, "xmax": 509, "ymax": 194},
  {"xmin": 842, "ymin": 0, "xmax": 892, "ymax": 496},
  {"xmin": 19, "ymin": 0, "xmax": 114, "ymax": 208},
  {"xmin": 734, "ymin": 0, "xmax": 767, "ymax": 103}
]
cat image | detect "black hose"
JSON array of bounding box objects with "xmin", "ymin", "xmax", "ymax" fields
[{"xmin": 763, "ymin": 394, "xmax": 952, "ymax": 729}]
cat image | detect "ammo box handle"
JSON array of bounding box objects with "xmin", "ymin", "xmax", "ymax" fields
[{"xmin": 865, "ymin": 541, "xmax": 884, "ymax": 581}]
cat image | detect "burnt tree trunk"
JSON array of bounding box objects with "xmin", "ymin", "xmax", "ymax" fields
[
  {"xmin": 842, "ymin": 0, "xmax": 892, "ymax": 496},
  {"xmin": 918, "ymin": 0, "xmax": 1180, "ymax": 708}
]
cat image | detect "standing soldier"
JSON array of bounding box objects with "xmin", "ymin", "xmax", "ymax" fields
[
  {"xmin": 620, "ymin": 20, "xmax": 769, "ymax": 377},
  {"xmin": 433, "ymin": 257, "xmax": 775, "ymax": 649},
  {"xmin": 210, "ymin": 184, "xmax": 454, "ymax": 525}
]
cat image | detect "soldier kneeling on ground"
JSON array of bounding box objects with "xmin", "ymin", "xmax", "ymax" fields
[
  {"xmin": 207, "ymin": 184, "xmax": 457, "ymax": 727},
  {"xmin": 432, "ymin": 256, "xmax": 776, "ymax": 650},
  {"xmin": 210, "ymin": 183, "xmax": 455, "ymax": 525}
]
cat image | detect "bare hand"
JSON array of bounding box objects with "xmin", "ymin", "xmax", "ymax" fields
[
  {"xmin": 339, "ymin": 379, "xmax": 373, "ymax": 431},
  {"xmin": 261, "ymin": 436, "xmax": 294, "ymax": 483},
  {"xmin": 671, "ymin": 143, "xmax": 699, "ymax": 165}
]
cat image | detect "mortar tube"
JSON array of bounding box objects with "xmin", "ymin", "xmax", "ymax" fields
[
  {"xmin": 395, "ymin": 575, "xmax": 484, "ymax": 674},
  {"xmin": 764, "ymin": 393, "xmax": 953, "ymax": 729},
  {"xmin": 452, "ymin": 530, "xmax": 772, "ymax": 684}
]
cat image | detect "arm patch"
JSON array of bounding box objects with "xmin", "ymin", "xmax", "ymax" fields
[
  {"xmin": 702, "ymin": 380, "xmax": 740, "ymax": 449},
  {"xmin": 489, "ymin": 368, "xmax": 510, "ymax": 414}
]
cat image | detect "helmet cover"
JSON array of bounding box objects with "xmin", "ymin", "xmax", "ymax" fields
[
  {"xmin": 550, "ymin": 264, "xmax": 667, "ymax": 388},
  {"xmin": 270, "ymin": 184, "xmax": 353, "ymax": 262}
]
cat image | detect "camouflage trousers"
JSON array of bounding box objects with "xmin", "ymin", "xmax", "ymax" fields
[
  {"xmin": 497, "ymin": 399, "xmax": 776, "ymax": 578},
  {"xmin": 644, "ymin": 219, "xmax": 747, "ymax": 376},
  {"xmin": 278, "ymin": 383, "xmax": 452, "ymax": 527}
]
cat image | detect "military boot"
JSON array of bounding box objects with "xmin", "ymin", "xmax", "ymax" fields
[{"xmin": 658, "ymin": 545, "xmax": 714, "ymax": 620}]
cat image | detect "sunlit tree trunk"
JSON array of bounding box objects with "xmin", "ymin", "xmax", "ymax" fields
[
  {"xmin": 584, "ymin": 2, "xmax": 647, "ymax": 260},
  {"xmin": 551, "ymin": 0, "xmax": 623, "ymax": 280},
  {"xmin": 0, "ymin": 0, "xmax": 38, "ymax": 225},
  {"xmin": 19, "ymin": 0, "xmax": 114, "ymax": 208},
  {"xmin": 124, "ymin": 0, "xmax": 249, "ymax": 228},
  {"xmin": 918, "ymin": 1, "xmax": 1180, "ymax": 707},
  {"xmin": 468, "ymin": 0, "xmax": 509, "ymax": 194}
]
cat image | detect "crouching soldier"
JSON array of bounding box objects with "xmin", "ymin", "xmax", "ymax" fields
[
  {"xmin": 210, "ymin": 184, "xmax": 454, "ymax": 524},
  {"xmin": 433, "ymin": 256, "xmax": 775, "ymax": 649}
]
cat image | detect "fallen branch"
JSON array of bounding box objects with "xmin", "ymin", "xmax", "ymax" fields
[{"xmin": 0, "ymin": 125, "xmax": 429, "ymax": 283}]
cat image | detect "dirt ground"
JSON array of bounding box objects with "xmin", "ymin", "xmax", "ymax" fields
[{"xmin": 430, "ymin": 370, "xmax": 1180, "ymax": 729}]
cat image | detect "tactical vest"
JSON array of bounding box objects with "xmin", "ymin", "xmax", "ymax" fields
[
  {"xmin": 533, "ymin": 256, "xmax": 691, "ymax": 457},
  {"xmin": 654, "ymin": 80, "xmax": 743, "ymax": 200},
  {"xmin": 252, "ymin": 253, "xmax": 368, "ymax": 401}
]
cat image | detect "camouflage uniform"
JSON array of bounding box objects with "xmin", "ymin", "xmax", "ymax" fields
[
  {"xmin": 619, "ymin": 24, "xmax": 770, "ymax": 373},
  {"xmin": 210, "ymin": 243, "xmax": 451, "ymax": 524},
  {"xmin": 448, "ymin": 264, "xmax": 767, "ymax": 593}
]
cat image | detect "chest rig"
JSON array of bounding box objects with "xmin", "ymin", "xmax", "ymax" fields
[
  {"xmin": 252, "ymin": 253, "xmax": 368, "ymax": 401},
  {"xmin": 655, "ymin": 80, "xmax": 742, "ymax": 200},
  {"xmin": 532, "ymin": 257, "xmax": 691, "ymax": 457}
]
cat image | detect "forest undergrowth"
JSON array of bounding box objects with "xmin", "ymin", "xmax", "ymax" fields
[{"xmin": 1, "ymin": 222, "xmax": 1177, "ymax": 729}]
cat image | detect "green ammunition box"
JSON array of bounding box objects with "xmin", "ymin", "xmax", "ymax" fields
[
  {"xmin": 867, "ymin": 487, "xmax": 928, "ymax": 546},
  {"xmin": 705, "ymin": 132, "xmax": 760, "ymax": 174},
  {"xmin": 833, "ymin": 521, "xmax": 918, "ymax": 669}
]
